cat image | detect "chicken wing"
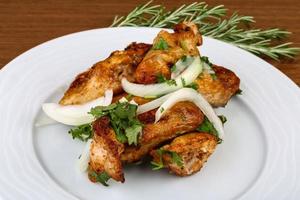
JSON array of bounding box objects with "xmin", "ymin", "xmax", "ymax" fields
[
  {"xmin": 196, "ymin": 65, "xmax": 240, "ymax": 107},
  {"xmin": 150, "ymin": 132, "xmax": 218, "ymax": 176},
  {"xmin": 135, "ymin": 22, "xmax": 202, "ymax": 84},
  {"xmin": 60, "ymin": 42, "xmax": 151, "ymax": 105},
  {"xmin": 89, "ymin": 116, "xmax": 125, "ymax": 182},
  {"xmin": 121, "ymin": 101, "xmax": 204, "ymax": 163}
]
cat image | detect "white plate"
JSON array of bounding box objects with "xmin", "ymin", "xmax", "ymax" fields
[{"xmin": 0, "ymin": 27, "xmax": 300, "ymax": 200}]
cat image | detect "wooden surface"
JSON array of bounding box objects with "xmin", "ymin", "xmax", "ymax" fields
[{"xmin": 0, "ymin": 0, "xmax": 299, "ymax": 85}]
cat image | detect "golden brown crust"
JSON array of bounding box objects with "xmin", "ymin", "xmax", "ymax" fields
[
  {"xmin": 59, "ymin": 43, "xmax": 151, "ymax": 105},
  {"xmin": 150, "ymin": 132, "xmax": 218, "ymax": 176},
  {"xmin": 195, "ymin": 65, "xmax": 240, "ymax": 107},
  {"xmin": 121, "ymin": 101, "xmax": 204, "ymax": 163},
  {"xmin": 89, "ymin": 117, "xmax": 125, "ymax": 182},
  {"xmin": 135, "ymin": 22, "xmax": 202, "ymax": 84}
]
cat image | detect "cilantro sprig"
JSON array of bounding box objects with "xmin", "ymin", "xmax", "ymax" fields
[
  {"xmin": 151, "ymin": 149, "xmax": 183, "ymax": 170},
  {"xmin": 152, "ymin": 37, "xmax": 169, "ymax": 50},
  {"xmin": 156, "ymin": 73, "xmax": 177, "ymax": 86},
  {"xmin": 89, "ymin": 102, "xmax": 143, "ymax": 145},
  {"xmin": 89, "ymin": 171, "xmax": 111, "ymax": 186},
  {"xmin": 68, "ymin": 123, "xmax": 93, "ymax": 141}
]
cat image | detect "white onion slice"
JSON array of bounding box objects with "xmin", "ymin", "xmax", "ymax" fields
[
  {"xmin": 42, "ymin": 89, "xmax": 113, "ymax": 126},
  {"xmin": 171, "ymin": 56, "xmax": 194, "ymax": 79},
  {"xmin": 121, "ymin": 56, "xmax": 202, "ymax": 97},
  {"xmin": 155, "ymin": 88, "xmax": 224, "ymax": 139},
  {"xmin": 78, "ymin": 139, "xmax": 93, "ymax": 172},
  {"xmin": 136, "ymin": 93, "xmax": 173, "ymax": 115}
]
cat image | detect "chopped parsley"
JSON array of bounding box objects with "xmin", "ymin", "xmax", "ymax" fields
[
  {"xmin": 218, "ymin": 115, "xmax": 227, "ymax": 124},
  {"xmin": 181, "ymin": 77, "xmax": 186, "ymax": 86},
  {"xmin": 181, "ymin": 55, "xmax": 187, "ymax": 62},
  {"xmin": 200, "ymin": 56, "xmax": 217, "ymax": 80},
  {"xmin": 68, "ymin": 123, "xmax": 93, "ymax": 142},
  {"xmin": 197, "ymin": 116, "xmax": 226, "ymax": 144},
  {"xmin": 156, "ymin": 73, "xmax": 177, "ymax": 86},
  {"xmin": 89, "ymin": 171, "xmax": 111, "ymax": 186},
  {"xmin": 185, "ymin": 82, "xmax": 198, "ymax": 90},
  {"xmin": 151, "ymin": 149, "xmax": 183, "ymax": 170},
  {"xmin": 152, "ymin": 38, "xmax": 169, "ymax": 50},
  {"xmin": 89, "ymin": 102, "xmax": 143, "ymax": 145},
  {"xmin": 171, "ymin": 65, "xmax": 176, "ymax": 72},
  {"xmin": 160, "ymin": 107, "xmax": 165, "ymax": 113},
  {"xmin": 235, "ymin": 89, "xmax": 243, "ymax": 95}
]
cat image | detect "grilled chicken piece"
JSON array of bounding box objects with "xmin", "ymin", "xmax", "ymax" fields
[
  {"xmin": 121, "ymin": 101, "xmax": 204, "ymax": 163},
  {"xmin": 135, "ymin": 22, "xmax": 202, "ymax": 84},
  {"xmin": 89, "ymin": 116, "xmax": 125, "ymax": 182},
  {"xmin": 196, "ymin": 65, "xmax": 240, "ymax": 107},
  {"xmin": 150, "ymin": 132, "xmax": 218, "ymax": 176},
  {"xmin": 59, "ymin": 43, "xmax": 151, "ymax": 105}
]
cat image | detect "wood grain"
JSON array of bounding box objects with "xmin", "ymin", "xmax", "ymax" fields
[{"xmin": 0, "ymin": 0, "xmax": 299, "ymax": 85}]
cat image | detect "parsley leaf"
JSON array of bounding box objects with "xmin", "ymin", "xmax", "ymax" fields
[
  {"xmin": 185, "ymin": 82, "xmax": 198, "ymax": 90},
  {"xmin": 151, "ymin": 149, "xmax": 183, "ymax": 170},
  {"xmin": 125, "ymin": 124, "xmax": 142, "ymax": 145},
  {"xmin": 89, "ymin": 102, "xmax": 143, "ymax": 145},
  {"xmin": 90, "ymin": 171, "xmax": 111, "ymax": 186},
  {"xmin": 160, "ymin": 107, "xmax": 165, "ymax": 113},
  {"xmin": 197, "ymin": 116, "xmax": 218, "ymax": 137},
  {"xmin": 156, "ymin": 73, "xmax": 177, "ymax": 86},
  {"xmin": 218, "ymin": 115, "xmax": 227, "ymax": 124},
  {"xmin": 170, "ymin": 151, "xmax": 183, "ymax": 167},
  {"xmin": 235, "ymin": 89, "xmax": 243, "ymax": 95},
  {"xmin": 152, "ymin": 38, "xmax": 169, "ymax": 50},
  {"xmin": 68, "ymin": 123, "xmax": 93, "ymax": 142},
  {"xmin": 181, "ymin": 77, "xmax": 186, "ymax": 86},
  {"xmin": 171, "ymin": 65, "xmax": 176, "ymax": 72},
  {"xmin": 200, "ymin": 56, "xmax": 217, "ymax": 80},
  {"xmin": 200, "ymin": 56, "xmax": 213, "ymax": 67}
]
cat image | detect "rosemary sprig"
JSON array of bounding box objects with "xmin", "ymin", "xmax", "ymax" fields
[{"xmin": 110, "ymin": 1, "xmax": 299, "ymax": 60}]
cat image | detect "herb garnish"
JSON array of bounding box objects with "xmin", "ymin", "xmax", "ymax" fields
[
  {"xmin": 90, "ymin": 171, "xmax": 111, "ymax": 186},
  {"xmin": 152, "ymin": 38, "xmax": 169, "ymax": 50},
  {"xmin": 89, "ymin": 102, "xmax": 143, "ymax": 145},
  {"xmin": 185, "ymin": 82, "xmax": 198, "ymax": 90},
  {"xmin": 68, "ymin": 123, "xmax": 93, "ymax": 141},
  {"xmin": 156, "ymin": 73, "xmax": 177, "ymax": 86},
  {"xmin": 197, "ymin": 116, "xmax": 226, "ymax": 143},
  {"xmin": 235, "ymin": 89, "xmax": 243, "ymax": 95},
  {"xmin": 151, "ymin": 149, "xmax": 183, "ymax": 170},
  {"xmin": 200, "ymin": 56, "xmax": 217, "ymax": 80}
]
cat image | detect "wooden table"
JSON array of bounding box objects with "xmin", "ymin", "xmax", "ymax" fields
[{"xmin": 1, "ymin": 0, "xmax": 299, "ymax": 85}]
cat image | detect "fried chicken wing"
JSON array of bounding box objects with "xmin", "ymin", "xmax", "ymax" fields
[
  {"xmin": 196, "ymin": 65, "xmax": 240, "ymax": 107},
  {"xmin": 89, "ymin": 116, "xmax": 125, "ymax": 182},
  {"xmin": 150, "ymin": 132, "xmax": 218, "ymax": 176},
  {"xmin": 121, "ymin": 101, "xmax": 204, "ymax": 163},
  {"xmin": 59, "ymin": 43, "xmax": 151, "ymax": 105},
  {"xmin": 135, "ymin": 22, "xmax": 202, "ymax": 84}
]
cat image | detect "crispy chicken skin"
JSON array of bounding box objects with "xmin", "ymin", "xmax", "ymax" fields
[
  {"xmin": 135, "ymin": 22, "xmax": 202, "ymax": 84},
  {"xmin": 150, "ymin": 132, "xmax": 218, "ymax": 176},
  {"xmin": 59, "ymin": 43, "xmax": 151, "ymax": 105},
  {"xmin": 121, "ymin": 101, "xmax": 204, "ymax": 163},
  {"xmin": 196, "ymin": 65, "xmax": 240, "ymax": 107},
  {"xmin": 89, "ymin": 116, "xmax": 125, "ymax": 182}
]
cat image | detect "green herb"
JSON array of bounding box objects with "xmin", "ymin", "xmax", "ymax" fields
[
  {"xmin": 181, "ymin": 77, "xmax": 186, "ymax": 86},
  {"xmin": 160, "ymin": 107, "xmax": 165, "ymax": 113},
  {"xmin": 90, "ymin": 171, "xmax": 111, "ymax": 186},
  {"xmin": 68, "ymin": 123, "xmax": 93, "ymax": 142},
  {"xmin": 235, "ymin": 89, "xmax": 243, "ymax": 95},
  {"xmin": 89, "ymin": 102, "xmax": 143, "ymax": 145},
  {"xmin": 185, "ymin": 82, "xmax": 198, "ymax": 90},
  {"xmin": 151, "ymin": 149, "xmax": 183, "ymax": 170},
  {"xmin": 171, "ymin": 65, "xmax": 176, "ymax": 72},
  {"xmin": 218, "ymin": 115, "xmax": 227, "ymax": 124},
  {"xmin": 197, "ymin": 116, "xmax": 218, "ymax": 137},
  {"xmin": 110, "ymin": 1, "xmax": 299, "ymax": 60},
  {"xmin": 200, "ymin": 56, "xmax": 213, "ymax": 67},
  {"xmin": 181, "ymin": 55, "xmax": 187, "ymax": 62},
  {"xmin": 156, "ymin": 73, "xmax": 177, "ymax": 86},
  {"xmin": 125, "ymin": 94, "xmax": 133, "ymax": 101},
  {"xmin": 152, "ymin": 37, "xmax": 169, "ymax": 50}
]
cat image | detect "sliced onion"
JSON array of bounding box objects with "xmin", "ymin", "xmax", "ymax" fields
[
  {"xmin": 42, "ymin": 89, "xmax": 113, "ymax": 126},
  {"xmin": 136, "ymin": 93, "xmax": 173, "ymax": 115},
  {"xmin": 171, "ymin": 56, "xmax": 194, "ymax": 79},
  {"xmin": 78, "ymin": 139, "xmax": 93, "ymax": 172},
  {"xmin": 155, "ymin": 88, "xmax": 224, "ymax": 139},
  {"xmin": 121, "ymin": 56, "xmax": 202, "ymax": 97}
]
